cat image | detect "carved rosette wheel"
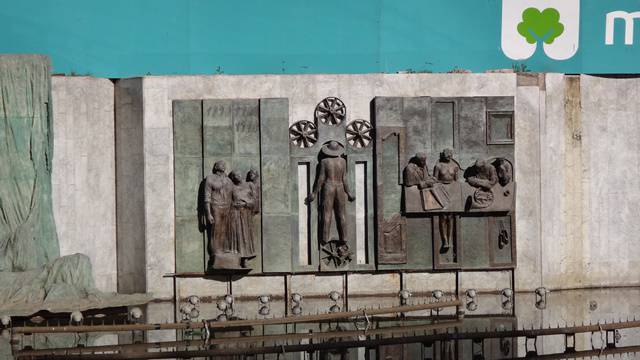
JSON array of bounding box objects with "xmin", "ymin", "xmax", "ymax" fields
[
  {"xmin": 289, "ymin": 120, "xmax": 318, "ymax": 148},
  {"xmin": 315, "ymin": 97, "xmax": 346, "ymax": 126},
  {"xmin": 321, "ymin": 240, "xmax": 352, "ymax": 268},
  {"xmin": 346, "ymin": 120, "xmax": 373, "ymax": 148}
]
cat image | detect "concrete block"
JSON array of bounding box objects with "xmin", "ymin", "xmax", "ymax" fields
[
  {"xmin": 52, "ymin": 76, "xmax": 117, "ymax": 292},
  {"xmin": 177, "ymin": 277, "xmax": 228, "ymax": 300},
  {"xmin": 290, "ymin": 275, "xmax": 343, "ymax": 297},
  {"xmin": 232, "ymin": 276, "xmax": 285, "ymax": 298},
  {"xmin": 403, "ymin": 273, "xmax": 456, "ymax": 294},
  {"xmin": 347, "ymin": 273, "xmax": 400, "ymax": 296},
  {"xmin": 459, "ymin": 271, "xmax": 512, "ymax": 292}
]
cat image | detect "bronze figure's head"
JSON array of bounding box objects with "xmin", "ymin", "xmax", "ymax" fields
[
  {"xmin": 440, "ymin": 148, "xmax": 453, "ymax": 162},
  {"xmin": 246, "ymin": 168, "xmax": 259, "ymax": 183},
  {"xmin": 320, "ymin": 140, "xmax": 345, "ymax": 157},
  {"xmin": 229, "ymin": 170, "xmax": 243, "ymax": 185},
  {"xmin": 415, "ymin": 152, "xmax": 427, "ymax": 168},
  {"xmin": 213, "ymin": 160, "xmax": 227, "ymax": 174}
]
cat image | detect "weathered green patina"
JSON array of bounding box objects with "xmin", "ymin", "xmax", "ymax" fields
[{"xmin": 0, "ymin": 55, "xmax": 59, "ymax": 272}]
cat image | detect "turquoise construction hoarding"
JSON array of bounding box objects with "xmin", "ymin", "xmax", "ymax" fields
[{"xmin": 0, "ymin": 0, "xmax": 639, "ymax": 77}]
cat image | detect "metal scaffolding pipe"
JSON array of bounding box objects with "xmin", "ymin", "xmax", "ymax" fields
[{"xmin": 12, "ymin": 299, "xmax": 462, "ymax": 334}]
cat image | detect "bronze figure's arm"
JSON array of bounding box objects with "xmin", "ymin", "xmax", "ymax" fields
[
  {"xmin": 306, "ymin": 160, "xmax": 325, "ymax": 204},
  {"xmin": 203, "ymin": 180, "xmax": 214, "ymax": 224},
  {"xmin": 422, "ymin": 175, "xmax": 437, "ymax": 188},
  {"xmin": 342, "ymin": 159, "xmax": 355, "ymax": 202},
  {"xmin": 404, "ymin": 164, "xmax": 435, "ymax": 189},
  {"xmin": 433, "ymin": 164, "xmax": 441, "ymax": 182},
  {"xmin": 468, "ymin": 169, "xmax": 497, "ymax": 191}
]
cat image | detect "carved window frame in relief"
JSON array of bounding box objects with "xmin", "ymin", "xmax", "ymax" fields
[{"xmin": 486, "ymin": 110, "xmax": 515, "ymax": 145}]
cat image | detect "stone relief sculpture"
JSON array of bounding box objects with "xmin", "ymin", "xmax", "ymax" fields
[
  {"xmin": 204, "ymin": 160, "xmax": 260, "ymax": 270},
  {"xmin": 306, "ymin": 141, "xmax": 355, "ymax": 266}
]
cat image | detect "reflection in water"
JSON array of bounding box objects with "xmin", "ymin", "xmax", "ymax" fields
[{"xmin": 3, "ymin": 288, "xmax": 640, "ymax": 359}]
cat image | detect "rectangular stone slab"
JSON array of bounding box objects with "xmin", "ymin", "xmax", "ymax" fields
[
  {"xmin": 260, "ymin": 98, "xmax": 292, "ymax": 273},
  {"xmin": 172, "ymin": 100, "xmax": 204, "ymax": 272}
]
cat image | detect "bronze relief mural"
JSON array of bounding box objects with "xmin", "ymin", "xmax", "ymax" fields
[{"xmin": 172, "ymin": 95, "xmax": 515, "ymax": 274}]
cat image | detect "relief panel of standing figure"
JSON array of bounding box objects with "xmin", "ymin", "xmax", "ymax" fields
[
  {"xmin": 433, "ymin": 149, "xmax": 459, "ymax": 253},
  {"xmin": 306, "ymin": 141, "xmax": 355, "ymax": 268}
]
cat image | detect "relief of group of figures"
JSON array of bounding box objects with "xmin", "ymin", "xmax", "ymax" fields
[
  {"xmin": 202, "ymin": 161, "xmax": 260, "ymax": 270},
  {"xmin": 202, "ymin": 148, "xmax": 513, "ymax": 270},
  {"xmin": 403, "ymin": 149, "xmax": 513, "ymax": 254}
]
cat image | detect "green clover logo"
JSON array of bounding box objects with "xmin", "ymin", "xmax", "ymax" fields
[{"xmin": 517, "ymin": 7, "xmax": 564, "ymax": 44}]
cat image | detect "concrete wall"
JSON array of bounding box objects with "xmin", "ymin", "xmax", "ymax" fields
[
  {"xmin": 529, "ymin": 74, "xmax": 640, "ymax": 290},
  {"xmin": 117, "ymin": 73, "xmax": 520, "ymax": 299},
  {"xmin": 49, "ymin": 73, "xmax": 640, "ymax": 299},
  {"xmin": 540, "ymin": 75, "xmax": 640, "ymax": 289},
  {"xmin": 51, "ymin": 76, "xmax": 117, "ymax": 292}
]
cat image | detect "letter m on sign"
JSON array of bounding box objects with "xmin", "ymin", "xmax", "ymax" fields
[{"xmin": 606, "ymin": 11, "xmax": 640, "ymax": 45}]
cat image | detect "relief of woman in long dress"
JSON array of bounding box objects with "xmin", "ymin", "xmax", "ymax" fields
[{"xmin": 225, "ymin": 170, "xmax": 258, "ymax": 261}]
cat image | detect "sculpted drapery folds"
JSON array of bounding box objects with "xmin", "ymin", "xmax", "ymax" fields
[
  {"xmin": 204, "ymin": 161, "xmax": 233, "ymax": 267},
  {"xmin": 227, "ymin": 170, "xmax": 257, "ymax": 259}
]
